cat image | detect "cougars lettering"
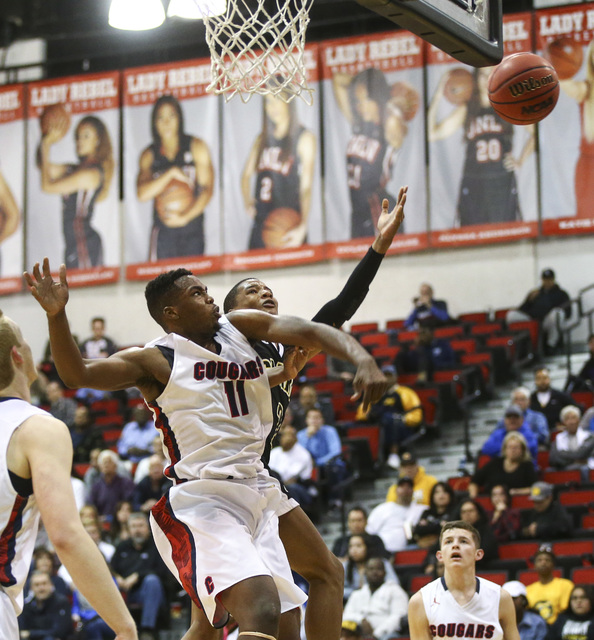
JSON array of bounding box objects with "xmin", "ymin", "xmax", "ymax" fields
[
  {"xmin": 429, "ymin": 623, "xmax": 496, "ymax": 638},
  {"xmin": 194, "ymin": 358, "xmax": 264, "ymax": 381}
]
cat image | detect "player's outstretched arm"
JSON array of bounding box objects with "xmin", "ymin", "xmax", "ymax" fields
[
  {"xmin": 499, "ymin": 589, "xmax": 521, "ymax": 640},
  {"xmin": 408, "ymin": 592, "xmax": 433, "ymax": 640},
  {"xmin": 18, "ymin": 415, "xmax": 137, "ymax": 640},
  {"xmin": 373, "ymin": 187, "xmax": 407, "ymax": 253}
]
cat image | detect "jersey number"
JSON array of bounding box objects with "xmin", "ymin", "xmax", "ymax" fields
[
  {"xmin": 476, "ymin": 139, "xmax": 501, "ymax": 163},
  {"xmin": 223, "ymin": 380, "xmax": 248, "ymax": 417},
  {"xmin": 259, "ymin": 176, "xmax": 273, "ymax": 202},
  {"xmin": 347, "ymin": 163, "xmax": 362, "ymax": 189}
]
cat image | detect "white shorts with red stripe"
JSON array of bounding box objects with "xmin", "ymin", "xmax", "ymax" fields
[
  {"xmin": 0, "ymin": 589, "xmax": 18, "ymax": 639},
  {"xmin": 150, "ymin": 476, "xmax": 307, "ymax": 626}
]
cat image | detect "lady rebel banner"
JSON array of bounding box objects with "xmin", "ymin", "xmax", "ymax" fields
[
  {"xmin": 26, "ymin": 72, "xmax": 121, "ymax": 286},
  {"xmin": 427, "ymin": 13, "xmax": 539, "ymax": 248},
  {"xmin": 123, "ymin": 58, "xmax": 222, "ymax": 280},
  {"xmin": 320, "ymin": 30, "xmax": 428, "ymax": 260}
]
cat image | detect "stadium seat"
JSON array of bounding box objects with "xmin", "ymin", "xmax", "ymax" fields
[
  {"xmin": 498, "ymin": 542, "xmax": 540, "ymax": 560},
  {"xmin": 458, "ymin": 312, "xmax": 489, "ymax": 324},
  {"xmin": 542, "ymin": 469, "xmax": 581, "ymax": 486},
  {"xmin": 433, "ymin": 325, "xmax": 464, "ymax": 339},
  {"xmin": 409, "ymin": 574, "xmax": 433, "ymax": 593},
  {"xmin": 394, "ymin": 549, "xmax": 428, "ymax": 566},
  {"xmin": 477, "ymin": 571, "xmax": 508, "ymax": 585},
  {"xmin": 517, "ymin": 569, "xmax": 562, "ymax": 585},
  {"xmin": 571, "ymin": 567, "xmax": 594, "ymax": 583}
]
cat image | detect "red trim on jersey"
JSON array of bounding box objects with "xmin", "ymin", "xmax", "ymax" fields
[
  {"xmin": 0, "ymin": 494, "xmax": 28, "ymax": 587},
  {"xmin": 149, "ymin": 402, "xmax": 182, "ymax": 482}
]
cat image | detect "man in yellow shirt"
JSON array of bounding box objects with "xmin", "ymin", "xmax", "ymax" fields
[
  {"xmin": 385, "ymin": 451, "xmax": 438, "ymax": 506},
  {"xmin": 526, "ymin": 547, "xmax": 574, "ymax": 625}
]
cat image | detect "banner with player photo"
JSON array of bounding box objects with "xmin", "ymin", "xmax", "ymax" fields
[
  {"xmin": 0, "ymin": 85, "xmax": 25, "ymax": 294},
  {"xmin": 536, "ymin": 3, "xmax": 594, "ymax": 236},
  {"xmin": 221, "ymin": 44, "xmax": 325, "ymax": 271},
  {"xmin": 427, "ymin": 13, "xmax": 539, "ymax": 248},
  {"xmin": 321, "ymin": 31, "xmax": 428, "ymax": 259},
  {"xmin": 123, "ymin": 59, "xmax": 222, "ymax": 280},
  {"xmin": 26, "ymin": 72, "xmax": 121, "ymax": 287}
]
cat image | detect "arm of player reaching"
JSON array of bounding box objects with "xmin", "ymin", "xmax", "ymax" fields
[
  {"xmin": 408, "ymin": 592, "xmax": 433, "ymax": 640},
  {"xmin": 19, "ymin": 415, "xmax": 137, "ymax": 640},
  {"xmin": 227, "ymin": 309, "xmax": 387, "ymax": 409},
  {"xmin": 499, "ymin": 588, "xmax": 521, "ymax": 640}
]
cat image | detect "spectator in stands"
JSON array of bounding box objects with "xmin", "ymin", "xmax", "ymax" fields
[
  {"xmin": 366, "ymin": 476, "xmax": 426, "ymax": 553},
  {"xmin": 332, "ymin": 506, "xmax": 388, "ymax": 560},
  {"xmin": 548, "ymin": 584, "xmax": 594, "ymax": 640},
  {"xmin": 530, "ymin": 367, "xmax": 578, "ymax": 432},
  {"xmin": 570, "ymin": 335, "xmax": 594, "ymax": 392},
  {"xmin": 526, "ymin": 546, "xmax": 574, "ymax": 625},
  {"xmin": 117, "ymin": 405, "xmax": 157, "ymax": 464},
  {"xmin": 412, "ymin": 481, "xmax": 458, "ymax": 549},
  {"xmin": 580, "ymin": 406, "xmax": 594, "ymax": 434},
  {"xmin": 111, "ymin": 512, "xmax": 168, "ymax": 638},
  {"xmin": 88, "ymin": 449, "xmax": 135, "ymax": 523},
  {"xmin": 26, "ymin": 547, "xmax": 70, "ymax": 600},
  {"xmin": 502, "ymin": 580, "xmax": 548, "ymax": 640},
  {"xmin": 342, "ymin": 534, "xmax": 400, "ymax": 602},
  {"xmin": 481, "ymin": 404, "xmax": 539, "ymax": 462},
  {"xmin": 404, "ymin": 283, "xmax": 451, "ymax": 329},
  {"xmin": 506, "ymin": 268, "xmax": 571, "ymax": 354},
  {"xmin": 81, "ymin": 514, "xmax": 116, "ymax": 563},
  {"xmin": 355, "ymin": 365, "xmax": 423, "ymax": 470},
  {"xmin": 395, "ymin": 326, "xmax": 456, "ymax": 383},
  {"xmin": 80, "ymin": 316, "xmax": 118, "ymax": 359},
  {"xmin": 385, "ymin": 451, "xmax": 438, "ymax": 506},
  {"xmin": 84, "ymin": 446, "xmax": 131, "ymax": 496},
  {"xmin": 456, "ymin": 498, "xmax": 499, "ymax": 567},
  {"xmin": 134, "ymin": 434, "xmax": 165, "ymax": 484},
  {"xmin": 269, "ymin": 424, "xmax": 315, "ymax": 507},
  {"xmin": 19, "ymin": 571, "xmax": 73, "ymax": 640},
  {"xmin": 290, "ymin": 382, "xmax": 335, "ymax": 430},
  {"xmin": 341, "ymin": 620, "xmax": 363, "ymax": 640},
  {"xmin": 488, "ymin": 484, "xmax": 522, "ymax": 543},
  {"xmin": 504, "ymin": 386, "xmax": 549, "ymax": 448},
  {"xmin": 520, "ymin": 481, "xmax": 573, "ymax": 540},
  {"xmin": 110, "ymin": 500, "xmax": 133, "ymax": 547},
  {"xmin": 132, "ymin": 454, "xmax": 172, "ymax": 513},
  {"xmin": 328, "ymin": 354, "xmax": 358, "ymax": 391},
  {"xmin": 342, "ymin": 557, "xmax": 409, "ymax": 640},
  {"xmin": 469, "ymin": 432, "xmax": 537, "ymax": 498},
  {"xmin": 45, "ymin": 380, "xmax": 78, "ymax": 429},
  {"xmin": 550, "ymin": 405, "xmax": 594, "ymax": 481},
  {"xmin": 71, "ymin": 404, "xmax": 105, "ymax": 464}
]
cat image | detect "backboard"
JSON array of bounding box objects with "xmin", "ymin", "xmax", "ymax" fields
[{"xmin": 355, "ymin": 0, "xmax": 503, "ymax": 66}]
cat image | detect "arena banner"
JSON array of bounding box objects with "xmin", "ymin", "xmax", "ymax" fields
[
  {"xmin": 320, "ymin": 31, "xmax": 428, "ymax": 260},
  {"xmin": 0, "ymin": 85, "xmax": 25, "ymax": 294},
  {"xmin": 220, "ymin": 43, "xmax": 326, "ymax": 271},
  {"xmin": 123, "ymin": 59, "xmax": 222, "ymax": 280},
  {"xmin": 427, "ymin": 13, "xmax": 539, "ymax": 248},
  {"xmin": 26, "ymin": 72, "xmax": 121, "ymax": 287},
  {"xmin": 536, "ymin": 3, "xmax": 594, "ymax": 236}
]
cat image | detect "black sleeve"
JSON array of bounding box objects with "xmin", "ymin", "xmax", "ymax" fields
[{"xmin": 311, "ymin": 248, "xmax": 384, "ymax": 327}]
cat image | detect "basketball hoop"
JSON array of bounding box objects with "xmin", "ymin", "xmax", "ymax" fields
[{"xmin": 195, "ymin": 0, "xmax": 315, "ymax": 104}]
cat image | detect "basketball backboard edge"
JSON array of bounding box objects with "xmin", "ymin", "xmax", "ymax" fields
[{"xmin": 354, "ymin": 0, "xmax": 503, "ymax": 67}]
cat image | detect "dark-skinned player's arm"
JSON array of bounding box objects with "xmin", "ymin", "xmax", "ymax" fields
[
  {"xmin": 24, "ymin": 259, "xmax": 165, "ymax": 394},
  {"xmin": 226, "ymin": 310, "xmax": 388, "ymax": 410},
  {"xmin": 407, "ymin": 592, "xmax": 433, "ymax": 640}
]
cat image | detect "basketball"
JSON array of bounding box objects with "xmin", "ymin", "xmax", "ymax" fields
[
  {"xmin": 261, "ymin": 208, "xmax": 301, "ymax": 249},
  {"xmin": 40, "ymin": 103, "xmax": 71, "ymax": 141},
  {"xmin": 488, "ymin": 52, "xmax": 560, "ymax": 125},
  {"xmin": 390, "ymin": 81, "xmax": 420, "ymax": 121},
  {"xmin": 155, "ymin": 178, "xmax": 194, "ymax": 222},
  {"xmin": 443, "ymin": 68, "xmax": 473, "ymax": 105},
  {"xmin": 546, "ymin": 37, "xmax": 583, "ymax": 80}
]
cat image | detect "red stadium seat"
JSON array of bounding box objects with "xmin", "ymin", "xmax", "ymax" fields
[
  {"xmin": 553, "ymin": 540, "xmax": 594, "ymax": 557},
  {"xmin": 477, "ymin": 571, "xmax": 508, "ymax": 586},
  {"xmin": 386, "ymin": 319, "xmax": 406, "ymax": 331},
  {"xmin": 517, "ymin": 569, "xmax": 562, "ymax": 585},
  {"xmin": 394, "ymin": 549, "xmax": 428, "ymax": 566},
  {"xmin": 572, "ymin": 567, "xmax": 594, "ymax": 583},
  {"xmin": 433, "ymin": 325, "xmax": 464, "ymax": 339},
  {"xmin": 360, "ymin": 333, "xmax": 389, "ymax": 349},
  {"xmin": 560, "ymin": 490, "xmax": 594, "ymax": 507},
  {"xmin": 346, "ymin": 424, "xmax": 381, "ymax": 461},
  {"xmin": 458, "ymin": 312, "xmax": 489, "ymax": 324},
  {"xmin": 542, "ymin": 469, "xmax": 581, "ymax": 486},
  {"xmin": 409, "ymin": 574, "xmax": 433, "ymax": 593},
  {"xmin": 450, "ymin": 339, "xmax": 478, "ymax": 355},
  {"xmin": 350, "ymin": 322, "xmax": 379, "ymax": 335},
  {"xmin": 498, "ymin": 542, "xmax": 540, "ymax": 560}
]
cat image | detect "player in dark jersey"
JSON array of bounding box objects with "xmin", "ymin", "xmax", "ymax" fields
[
  {"xmin": 242, "ymin": 91, "xmax": 316, "ymax": 249},
  {"xmin": 183, "ymin": 186, "xmax": 407, "ymax": 640},
  {"xmin": 333, "ymin": 68, "xmax": 408, "ymax": 239},
  {"xmin": 137, "ymin": 95, "xmax": 214, "ymax": 260},
  {"xmin": 39, "ymin": 115, "xmax": 114, "ymax": 269},
  {"xmin": 0, "ymin": 167, "xmax": 21, "ymax": 275},
  {"xmin": 428, "ymin": 67, "xmax": 535, "ymax": 227}
]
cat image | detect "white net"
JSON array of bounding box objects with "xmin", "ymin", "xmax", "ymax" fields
[{"xmin": 195, "ymin": 0, "xmax": 314, "ymax": 104}]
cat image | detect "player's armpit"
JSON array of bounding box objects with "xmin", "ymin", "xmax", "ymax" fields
[{"xmin": 408, "ymin": 592, "xmax": 433, "ymax": 640}]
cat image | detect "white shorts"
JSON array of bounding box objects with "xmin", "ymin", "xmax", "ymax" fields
[
  {"xmin": 0, "ymin": 590, "xmax": 18, "ymax": 640},
  {"xmin": 150, "ymin": 477, "xmax": 307, "ymax": 627},
  {"xmin": 257, "ymin": 468, "xmax": 299, "ymax": 518}
]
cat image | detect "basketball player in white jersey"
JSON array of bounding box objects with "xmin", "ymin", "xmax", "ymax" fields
[
  {"xmin": 24, "ymin": 258, "xmax": 387, "ymax": 640},
  {"xmin": 0, "ymin": 310, "xmax": 137, "ymax": 640},
  {"xmin": 408, "ymin": 521, "xmax": 519, "ymax": 640}
]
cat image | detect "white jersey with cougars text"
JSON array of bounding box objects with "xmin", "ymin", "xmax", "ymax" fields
[
  {"xmin": 420, "ymin": 577, "xmax": 503, "ymax": 640},
  {"xmin": 145, "ymin": 316, "xmax": 273, "ymax": 483},
  {"xmin": 0, "ymin": 398, "xmax": 48, "ymax": 614}
]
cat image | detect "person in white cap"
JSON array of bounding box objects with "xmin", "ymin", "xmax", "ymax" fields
[{"xmin": 502, "ymin": 581, "xmax": 547, "ymax": 640}]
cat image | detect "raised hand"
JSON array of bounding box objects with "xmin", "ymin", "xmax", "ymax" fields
[
  {"xmin": 351, "ymin": 358, "xmax": 388, "ymax": 412},
  {"xmin": 374, "ymin": 186, "xmax": 407, "ymax": 252},
  {"xmin": 23, "ymin": 258, "xmax": 69, "ymax": 316}
]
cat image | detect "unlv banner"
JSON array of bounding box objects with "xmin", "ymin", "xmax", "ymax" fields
[
  {"xmin": 320, "ymin": 31, "xmax": 428, "ymax": 259},
  {"xmin": 427, "ymin": 13, "xmax": 538, "ymax": 248},
  {"xmin": 221, "ymin": 44, "xmax": 325, "ymax": 271},
  {"xmin": 123, "ymin": 59, "xmax": 222, "ymax": 280},
  {"xmin": 26, "ymin": 72, "xmax": 121, "ymax": 287},
  {"xmin": 536, "ymin": 3, "xmax": 594, "ymax": 236},
  {"xmin": 0, "ymin": 85, "xmax": 24, "ymax": 294}
]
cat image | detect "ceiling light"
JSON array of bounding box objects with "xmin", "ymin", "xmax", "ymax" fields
[
  {"xmin": 167, "ymin": 0, "xmax": 227, "ymax": 19},
  {"xmin": 109, "ymin": 0, "xmax": 166, "ymax": 30}
]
